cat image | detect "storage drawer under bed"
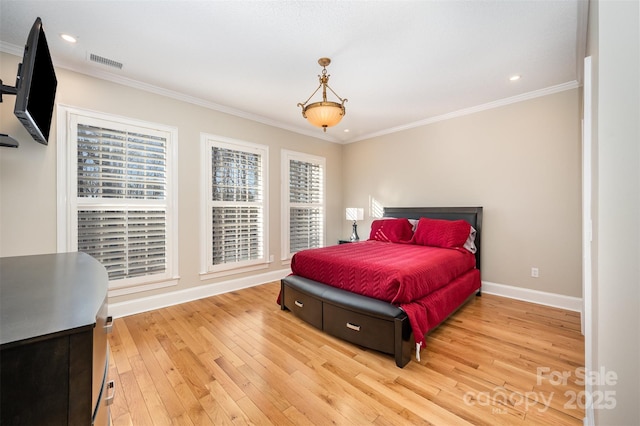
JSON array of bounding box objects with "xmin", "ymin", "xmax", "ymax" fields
[
  {"xmin": 323, "ymin": 302, "xmax": 396, "ymax": 355},
  {"xmin": 281, "ymin": 276, "xmax": 413, "ymax": 367},
  {"xmin": 282, "ymin": 283, "xmax": 323, "ymax": 329}
]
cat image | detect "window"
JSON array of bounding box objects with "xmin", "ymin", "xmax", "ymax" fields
[
  {"xmin": 57, "ymin": 106, "xmax": 178, "ymax": 295},
  {"xmin": 200, "ymin": 134, "xmax": 269, "ymax": 278},
  {"xmin": 282, "ymin": 150, "xmax": 325, "ymax": 260}
]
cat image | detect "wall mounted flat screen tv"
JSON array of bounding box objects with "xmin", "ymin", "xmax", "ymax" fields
[{"xmin": 13, "ymin": 17, "xmax": 58, "ymax": 145}]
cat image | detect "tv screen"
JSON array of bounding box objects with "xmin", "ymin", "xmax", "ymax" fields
[{"xmin": 13, "ymin": 17, "xmax": 57, "ymax": 146}]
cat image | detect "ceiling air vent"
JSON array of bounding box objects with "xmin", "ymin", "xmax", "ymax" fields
[{"xmin": 89, "ymin": 53, "xmax": 123, "ymax": 69}]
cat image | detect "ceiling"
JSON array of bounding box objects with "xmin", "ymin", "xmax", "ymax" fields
[{"xmin": 0, "ymin": 1, "xmax": 587, "ymax": 144}]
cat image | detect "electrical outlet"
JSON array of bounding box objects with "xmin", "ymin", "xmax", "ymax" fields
[{"xmin": 531, "ymin": 267, "xmax": 539, "ymax": 278}]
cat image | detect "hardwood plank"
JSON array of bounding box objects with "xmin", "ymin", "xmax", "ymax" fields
[
  {"xmin": 124, "ymin": 314, "xmax": 189, "ymax": 419},
  {"xmin": 310, "ymin": 359, "xmax": 417, "ymax": 425},
  {"xmin": 356, "ymin": 371, "xmax": 474, "ymax": 425},
  {"xmin": 197, "ymin": 390, "xmax": 234, "ymax": 426},
  {"xmin": 108, "ymin": 282, "xmax": 585, "ymax": 425},
  {"xmin": 128, "ymin": 354, "xmax": 173, "ymax": 426},
  {"xmin": 115, "ymin": 369, "xmax": 155, "ymax": 425},
  {"xmin": 110, "ymin": 316, "xmax": 134, "ymax": 374},
  {"xmin": 204, "ymin": 379, "xmax": 252, "ymax": 424},
  {"xmin": 232, "ymin": 368, "xmax": 296, "ymax": 425}
]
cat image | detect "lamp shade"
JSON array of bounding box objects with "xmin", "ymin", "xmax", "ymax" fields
[
  {"xmin": 346, "ymin": 207, "xmax": 364, "ymax": 221},
  {"xmin": 304, "ymin": 101, "xmax": 345, "ymax": 128}
]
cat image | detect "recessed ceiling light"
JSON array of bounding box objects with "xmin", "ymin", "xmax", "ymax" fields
[
  {"xmin": 344, "ymin": 129, "xmax": 350, "ymax": 133},
  {"xmin": 60, "ymin": 34, "xmax": 77, "ymax": 43},
  {"xmin": 509, "ymin": 75, "xmax": 521, "ymax": 81}
]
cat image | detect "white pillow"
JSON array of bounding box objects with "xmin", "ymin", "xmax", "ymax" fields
[{"xmin": 464, "ymin": 226, "xmax": 477, "ymax": 253}]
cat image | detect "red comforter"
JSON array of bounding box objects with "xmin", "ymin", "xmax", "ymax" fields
[{"xmin": 289, "ymin": 240, "xmax": 480, "ymax": 347}]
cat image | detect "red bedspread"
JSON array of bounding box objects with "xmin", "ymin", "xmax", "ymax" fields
[
  {"xmin": 291, "ymin": 240, "xmax": 475, "ymax": 304},
  {"xmin": 289, "ymin": 240, "xmax": 480, "ymax": 348}
]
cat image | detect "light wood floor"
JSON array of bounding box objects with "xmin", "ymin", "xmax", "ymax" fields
[{"xmin": 108, "ymin": 281, "xmax": 585, "ymax": 425}]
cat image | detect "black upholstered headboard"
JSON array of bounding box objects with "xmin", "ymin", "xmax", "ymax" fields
[{"xmin": 383, "ymin": 206, "xmax": 483, "ymax": 270}]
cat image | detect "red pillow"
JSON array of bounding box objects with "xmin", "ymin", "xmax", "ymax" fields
[
  {"xmin": 412, "ymin": 218, "xmax": 471, "ymax": 248},
  {"xmin": 369, "ymin": 218, "xmax": 414, "ymax": 243}
]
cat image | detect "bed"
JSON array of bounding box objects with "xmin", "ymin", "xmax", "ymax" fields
[{"xmin": 279, "ymin": 206, "xmax": 483, "ymax": 368}]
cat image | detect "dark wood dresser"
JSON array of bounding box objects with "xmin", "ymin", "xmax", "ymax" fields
[{"xmin": 0, "ymin": 252, "xmax": 113, "ymax": 425}]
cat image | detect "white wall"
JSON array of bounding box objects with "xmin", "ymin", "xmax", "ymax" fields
[
  {"xmin": 0, "ymin": 52, "xmax": 343, "ymax": 306},
  {"xmin": 342, "ymin": 89, "xmax": 583, "ymax": 299},
  {"xmin": 1, "ymin": 50, "xmax": 585, "ymax": 310}
]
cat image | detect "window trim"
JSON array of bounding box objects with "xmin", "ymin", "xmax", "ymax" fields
[
  {"xmin": 199, "ymin": 133, "xmax": 270, "ymax": 279},
  {"xmin": 56, "ymin": 104, "xmax": 179, "ymax": 295},
  {"xmin": 281, "ymin": 149, "xmax": 326, "ymax": 262}
]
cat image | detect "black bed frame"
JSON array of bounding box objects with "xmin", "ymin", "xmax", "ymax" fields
[{"xmin": 280, "ymin": 206, "xmax": 483, "ymax": 367}]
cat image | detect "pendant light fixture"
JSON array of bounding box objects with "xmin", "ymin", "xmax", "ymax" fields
[{"xmin": 297, "ymin": 58, "xmax": 347, "ymax": 132}]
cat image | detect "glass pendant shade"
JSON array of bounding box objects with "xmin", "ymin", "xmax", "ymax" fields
[{"xmin": 303, "ymin": 101, "xmax": 345, "ymax": 129}]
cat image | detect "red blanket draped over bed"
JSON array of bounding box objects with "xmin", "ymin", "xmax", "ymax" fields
[
  {"xmin": 289, "ymin": 240, "xmax": 480, "ymax": 347},
  {"xmin": 291, "ymin": 240, "xmax": 475, "ymax": 303}
]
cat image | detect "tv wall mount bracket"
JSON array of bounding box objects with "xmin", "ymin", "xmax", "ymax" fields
[{"xmin": 0, "ymin": 78, "xmax": 20, "ymax": 148}]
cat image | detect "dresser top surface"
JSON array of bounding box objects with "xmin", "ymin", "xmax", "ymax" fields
[{"xmin": 0, "ymin": 252, "xmax": 108, "ymax": 346}]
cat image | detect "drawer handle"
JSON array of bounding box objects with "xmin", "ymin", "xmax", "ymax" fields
[
  {"xmin": 346, "ymin": 322, "xmax": 361, "ymax": 332},
  {"xmin": 105, "ymin": 380, "xmax": 116, "ymax": 406},
  {"xmin": 104, "ymin": 315, "xmax": 114, "ymax": 334},
  {"xmin": 294, "ymin": 300, "xmax": 304, "ymax": 308}
]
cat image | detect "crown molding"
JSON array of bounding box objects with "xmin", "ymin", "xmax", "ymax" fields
[
  {"xmin": 1, "ymin": 41, "xmax": 580, "ymax": 146},
  {"xmin": 345, "ymin": 80, "xmax": 581, "ymax": 144},
  {"xmin": 0, "ymin": 41, "xmax": 339, "ymax": 144},
  {"xmin": 0, "ymin": 41, "xmax": 23, "ymax": 56}
]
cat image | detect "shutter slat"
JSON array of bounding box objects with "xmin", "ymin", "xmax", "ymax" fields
[
  {"xmin": 210, "ymin": 147, "xmax": 262, "ymax": 203},
  {"xmin": 78, "ymin": 209, "xmax": 167, "ymax": 281},
  {"xmin": 211, "ymin": 205, "xmax": 263, "ymax": 265},
  {"xmin": 77, "ymin": 123, "xmax": 167, "ymax": 200}
]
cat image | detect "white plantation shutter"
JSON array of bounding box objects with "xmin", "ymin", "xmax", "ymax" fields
[
  {"xmin": 202, "ymin": 136, "xmax": 268, "ymax": 274},
  {"xmin": 282, "ymin": 151, "xmax": 325, "ymax": 258},
  {"xmin": 211, "ymin": 206, "xmax": 262, "ymax": 264},
  {"xmin": 210, "ymin": 147, "xmax": 261, "ymax": 203},
  {"xmin": 77, "ymin": 210, "xmax": 167, "ymax": 279},
  {"xmin": 77, "ymin": 124, "xmax": 167, "ymax": 199},
  {"xmin": 59, "ymin": 108, "xmax": 177, "ymax": 291},
  {"xmin": 290, "ymin": 207, "xmax": 323, "ymax": 253}
]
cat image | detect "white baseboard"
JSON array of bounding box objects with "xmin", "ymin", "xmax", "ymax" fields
[
  {"xmin": 110, "ymin": 275, "xmax": 583, "ymax": 318},
  {"xmin": 109, "ymin": 268, "xmax": 290, "ymax": 318},
  {"xmin": 481, "ymin": 281, "xmax": 583, "ymax": 312}
]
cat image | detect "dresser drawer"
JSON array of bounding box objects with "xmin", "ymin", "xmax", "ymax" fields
[
  {"xmin": 323, "ymin": 303, "xmax": 395, "ymax": 354},
  {"xmin": 282, "ymin": 284, "xmax": 323, "ymax": 329}
]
